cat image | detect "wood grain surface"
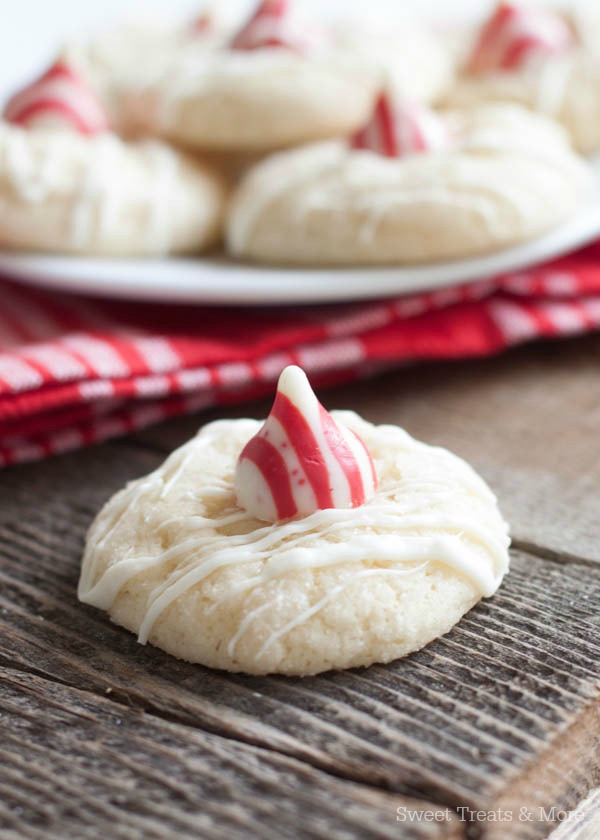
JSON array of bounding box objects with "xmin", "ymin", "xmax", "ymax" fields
[
  {"xmin": 1, "ymin": 669, "xmax": 463, "ymax": 840},
  {"xmin": 1, "ymin": 335, "xmax": 599, "ymax": 840}
]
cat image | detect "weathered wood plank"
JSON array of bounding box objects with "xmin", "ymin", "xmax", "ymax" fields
[
  {"xmin": 0, "ymin": 440, "xmax": 598, "ymax": 839},
  {"xmin": 0, "ymin": 667, "xmax": 459, "ymax": 840},
  {"xmin": 130, "ymin": 334, "xmax": 600, "ymax": 563}
]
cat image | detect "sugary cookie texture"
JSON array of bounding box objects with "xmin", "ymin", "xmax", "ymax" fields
[
  {"xmin": 445, "ymin": 2, "xmax": 600, "ymax": 154},
  {"xmin": 0, "ymin": 60, "xmax": 226, "ymax": 256},
  {"xmin": 226, "ymin": 98, "xmax": 589, "ymax": 266},
  {"xmin": 79, "ymin": 367, "xmax": 510, "ymax": 676}
]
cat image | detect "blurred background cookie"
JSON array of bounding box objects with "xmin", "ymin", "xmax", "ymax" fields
[
  {"xmin": 444, "ymin": 2, "xmax": 600, "ymax": 154},
  {"xmin": 227, "ymin": 97, "xmax": 590, "ymax": 265},
  {"xmin": 0, "ymin": 60, "xmax": 226, "ymax": 256},
  {"xmin": 64, "ymin": 1, "xmax": 452, "ymax": 154}
]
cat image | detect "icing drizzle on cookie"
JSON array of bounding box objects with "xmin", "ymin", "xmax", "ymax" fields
[
  {"xmin": 235, "ymin": 366, "xmax": 377, "ymax": 522},
  {"xmin": 467, "ymin": 2, "xmax": 574, "ymax": 75},
  {"xmin": 3, "ymin": 60, "xmax": 109, "ymax": 135},
  {"xmin": 350, "ymin": 92, "xmax": 449, "ymax": 158}
]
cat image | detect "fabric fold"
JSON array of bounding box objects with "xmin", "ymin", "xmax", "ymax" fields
[{"xmin": 1, "ymin": 241, "xmax": 600, "ymax": 467}]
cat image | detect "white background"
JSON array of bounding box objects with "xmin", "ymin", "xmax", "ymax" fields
[{"xmin": 0, "ymin": 0, "xmax": 584, "ymax": 101}]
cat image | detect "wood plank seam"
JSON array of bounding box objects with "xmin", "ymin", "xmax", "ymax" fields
[
  {"xmin": 0, "ymin": 665, "xmax": 464, "ymax": 840},
  {"xmin": 1, "ymin": 651, "xmax": 434, "ymax": 808},
  {"xmin": 510, "ymin": 539, "xmax": 600, "ymax": 571},
  {"xmin": 3, "ymin": 658, "xmax": 596, "ymax": 840}
]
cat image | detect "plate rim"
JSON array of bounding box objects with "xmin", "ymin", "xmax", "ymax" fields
[{"xmin": 2, "ymin": 191, "xmax": 600, "ymax": 305}]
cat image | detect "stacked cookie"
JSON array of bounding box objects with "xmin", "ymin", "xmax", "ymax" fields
[
  {"xmin": 0, "ymin": 57, "xmax": 225, "ymax": 257},
  {"xmin": 444, "ymin": 2, "xmax": 600, "ymax": 154},
  {"xmin": 0, "ymin": 0, "xmax": 593, "ymax": 263}
]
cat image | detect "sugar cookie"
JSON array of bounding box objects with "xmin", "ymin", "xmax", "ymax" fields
[
  {"xmin": 334, "ymin": 16, "xmax": 452, "ymax": 107},
  {"xmin": 63, "ymin": 8, "xmax": 234, "ymax": 140},
  {"xmin": 79, "ymin": 366, "xmax": 510, "ymax": 676},
  {"xmin": 445, "ymin": 2, "xmax": 600, "ymax": 153},
  {"xmin": 131, "ymin": 0, "xmax": 379, "ymax": 153},
  {"xmin": 226, "ymin": 99, "xmax": 589, "ymax": 266},
  {"xmin": 0, "ymin": 61, "xmax": 225, "ymax": 256},
  {"xmin": 70, "ymin": 1, "xmax": 451, "ymax": 154}
]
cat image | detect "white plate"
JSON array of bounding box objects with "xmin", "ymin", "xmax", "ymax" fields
[{"xmin": 3, "ymin": 159, "xmax": 600, "ymax": 305}]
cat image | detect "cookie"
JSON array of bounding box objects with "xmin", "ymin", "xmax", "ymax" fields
[
  {"xmin": 335, "ymin": 15, "xmax": 454, "ymax": 104},
  {"xmin": 79, "ymin": 366, "xmax": 510, "ymax": 676},
  {"xmin": 0, "ymin": 60, "xmax": 226, "ymax": 256},
  {"xmin": 64, "ymin": 9, "xmax": 234, "ymax": 140},
  {"xmin": 444, "ymin": 3, "xmax": 600, "ymax": 153},
  {"xmin": 72, "ymin": 1, "xmax": 451, "ymax": 154},
  {"xmin": 123, "ymin": 0, "xmax": 380, "ymax": 153},
  {"xmin": 334, "ymin": 15, "xmax": 452, "ymax": 107},
  {"xmin": 226, "ymin": 99, "xmax": 589, "ymax": 266}
]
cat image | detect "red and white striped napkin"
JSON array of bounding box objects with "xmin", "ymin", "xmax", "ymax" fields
[{"xmin": 1, "ymin": 241, "xmax": 600, "ymax": 468}]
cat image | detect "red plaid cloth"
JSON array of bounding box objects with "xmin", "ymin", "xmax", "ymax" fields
[{"xmin": 2, "ymin": 241, "xmax": 600, "ymax": 467}]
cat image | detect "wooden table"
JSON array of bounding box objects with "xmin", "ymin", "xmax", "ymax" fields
[{"xmin": 1, "ymin": 334, "xmax": 599, "ymax": 840}]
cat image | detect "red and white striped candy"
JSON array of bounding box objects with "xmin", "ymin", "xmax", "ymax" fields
[
  {"xmin": 230, "ymin": 0, "xmax": 312, "ymax": 53},
  {"xmin": 3, "ymin": 60, "xmax": 108, "ymax": 135},
  {"xmin": 467, "ymin": 2, "xmax": 574, "ymax": 74},
  {"xmin": 235, "ymin": 366, "xmax": 377, "ymax": 523},
  {"xmin": 350, "ymin": 93, "xmax": 448, "ymax": 158}
]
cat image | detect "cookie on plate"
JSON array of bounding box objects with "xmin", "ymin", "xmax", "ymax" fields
[
  {"xmin": 332, "ymin": 14, "xmax": 452, "ymax": 107},
  {"xmin": 0, "ymin": 60, "xmax": 226, "ymax": 256},
  {"xmin": 79, "ymin": 365, "xmax": 510, "ymax": 676},
  {"xmin": 116, "ymin": 0, "xmax": 380, "ymax": 153},
  {"xmin": 72, "ymin": 1, "xmax": 450, "ymax": 154},
  {"xmin": 226, "ymin": 95, "xmax": 589, "ymax": 266},
  {"xmin": 64, "ymin": 6, "xmax": 236, "ymax": 140},
  {"xmin": 444, "ymin": 2, "xmax": 600, "ymax": 154}
]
